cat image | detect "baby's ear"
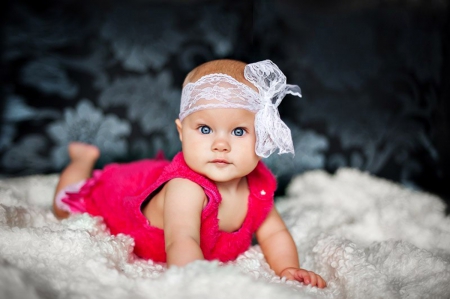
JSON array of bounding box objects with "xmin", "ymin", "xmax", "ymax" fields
[{"xmin": 175, "ymin": 119, "xmax": 183, "ymax": 142}]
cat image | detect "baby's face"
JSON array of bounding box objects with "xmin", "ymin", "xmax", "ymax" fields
[{"xmin": 176, "ymin": 108, "xmax": 260, "ymax": 184}]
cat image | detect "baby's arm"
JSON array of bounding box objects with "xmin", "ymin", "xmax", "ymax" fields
[
  {"xmin": 163, "ymin": 178, "xmax": 206, "ymax": 267},
  {"xmin": 256, "ymin": 207, "xmax": 326, "ymax": 288}
]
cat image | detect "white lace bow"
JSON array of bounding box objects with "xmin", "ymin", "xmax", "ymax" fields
[{"xmin": 179, "ymin": 59, "xmax": 301, "ymax": 158}]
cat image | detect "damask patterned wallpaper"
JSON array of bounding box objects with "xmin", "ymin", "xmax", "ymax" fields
[{"xmin": 1, "ymin": 0, "xmax": 449, "ymax": 206}]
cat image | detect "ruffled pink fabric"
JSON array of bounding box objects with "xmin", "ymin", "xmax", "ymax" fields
[
  {"xmin": 61, "ymin": 153, "xmax": 276, "ymax": 263},
  {"xmin": 62, "ymin": 170, "xmax": 103, "ymax": 213}
]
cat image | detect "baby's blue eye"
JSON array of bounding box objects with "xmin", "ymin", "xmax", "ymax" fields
[
  {"xmin": 232, "ymin": 128, "xmax": 245, "ymax": 136},
  {"xmin": 199, "ymin": 126, "xmax": 211, "ymax": 134}
]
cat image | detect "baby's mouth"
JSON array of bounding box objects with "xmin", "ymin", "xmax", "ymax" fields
[{"xmin": 211, "ymin": 159, "xmax": 231, "ymax": 164}]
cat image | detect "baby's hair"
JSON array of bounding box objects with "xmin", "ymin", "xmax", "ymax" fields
[{"xmin": 183, "ymin": 59, "xmax": 258, "ymax": 92}]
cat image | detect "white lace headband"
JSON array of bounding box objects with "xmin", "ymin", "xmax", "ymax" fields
[{"xmin": 179, "ymin": 59, "xmax": 301, "ymax": 158}]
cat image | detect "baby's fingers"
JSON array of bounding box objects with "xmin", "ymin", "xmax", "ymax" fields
[
  {"xmin": 317, "ymin": 275, "xmax": 327, "ymax": 288},
  {"xmin": 308, "ymin": 272, "xmax": 318, "ymax": 286},
  {"xmin": 310, "ymin": 273, "xmax": 327, "ymax": 288},
  {"xmin": 294, "ymin": 271, "xmax": 327, "ymax": 289},
  {"xmin": 293, "ymin": 269, "xmax": 310, "ymax": 283}
]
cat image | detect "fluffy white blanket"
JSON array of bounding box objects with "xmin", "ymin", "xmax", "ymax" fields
[{"xmin": 1, "ymin": 169, "xmax": 449, "ymax": 299}]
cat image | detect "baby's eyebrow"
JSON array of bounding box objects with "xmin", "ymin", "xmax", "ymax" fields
[
  {"xmin": 235, "ymin": 120, "xmax": 254, "ymax": 126},
  {"xmin": 190, "ymin": 117, "xmax": 208, "ymax": 124}
]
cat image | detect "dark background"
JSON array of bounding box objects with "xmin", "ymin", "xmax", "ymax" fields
[{"xmin": 1, "ymin": 0, "xmax": 449, "ymax": 209}]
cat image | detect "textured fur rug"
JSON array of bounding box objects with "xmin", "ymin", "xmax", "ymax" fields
[{"xmin": 1, "ymin": 169, "xmax": 449, "ymax": 299}]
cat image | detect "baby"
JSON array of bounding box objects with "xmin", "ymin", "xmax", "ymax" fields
[{"xmin": 53, "ymin": 59, "xmax": 326, "ymax": 288}]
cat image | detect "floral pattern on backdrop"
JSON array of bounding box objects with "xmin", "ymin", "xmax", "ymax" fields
[{"xmin": 1, "ymin": 0, "xmax": 448, "ymax": 203}]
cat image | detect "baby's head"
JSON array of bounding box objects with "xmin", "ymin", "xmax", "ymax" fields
[
  {"xmin": 177, "ymin": 59, "xmax": 302, "ymax": 159},
  {"xmin": 182, "ymin": 59, "xmax": 257, "ymax": 92}
]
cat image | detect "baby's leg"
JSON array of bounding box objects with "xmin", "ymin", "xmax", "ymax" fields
[{"xmin": 53, "ymin": 142, "xmax": 100, "ymax": 219}]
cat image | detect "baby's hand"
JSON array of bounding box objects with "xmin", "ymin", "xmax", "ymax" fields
[{"xmin": 280, "ymin": 267, "xmax": 327, "ymax": 288}]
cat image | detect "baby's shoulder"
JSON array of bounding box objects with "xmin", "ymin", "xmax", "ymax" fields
[
  {"xmin": 164, "ymin": 177, "xmax": 207, "ymax": 203},
  {"xmin": 166, "ymin": 177, "xmax": 203, "ymax": 189}
]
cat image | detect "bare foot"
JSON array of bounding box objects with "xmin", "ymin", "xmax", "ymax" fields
[
  {"xmin": 53, "ymin": 142, "xmax": 100, "ymax": 220},
  {"xmin": 68, "ymin": 142, "xmax": 100, "ymax": 165}
]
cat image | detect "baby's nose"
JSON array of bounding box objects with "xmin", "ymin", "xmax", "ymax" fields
[{"xmin": 212, "ymin": 137, "xmax": 230, "ymax": 152}]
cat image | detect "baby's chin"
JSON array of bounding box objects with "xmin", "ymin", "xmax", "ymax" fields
[{"xmin": 207, "ymin": 170, "xmax": 254, "ymax": 185}]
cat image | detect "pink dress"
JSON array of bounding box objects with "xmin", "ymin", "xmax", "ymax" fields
[{"xmin": 63, "ymin": 152, "xmax": 276, "ymax": 263}]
